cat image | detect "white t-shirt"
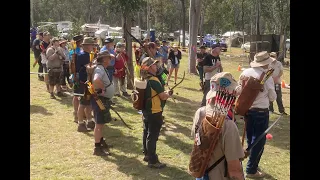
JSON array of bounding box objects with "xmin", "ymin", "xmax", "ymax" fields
[{"xmin": 93, "ymin": 65, "xmax": 115, "ymax": 98}]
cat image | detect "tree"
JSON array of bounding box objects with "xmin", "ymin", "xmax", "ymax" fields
[
  {"xmin": 181, "ymin": 0, "xmax": 186, "ymax": 47},
  {"xmin": 188, "ymin": 0, "xmax": 202, "ymax": 74},
  {"xmin": 105, "ymin": 0, "xmax": 144, "ymax": 89}
]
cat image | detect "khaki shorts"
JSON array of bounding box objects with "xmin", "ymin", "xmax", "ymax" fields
[{"xmin": 48, "ymin": 69, "xmax": 62, "ymax": 86}]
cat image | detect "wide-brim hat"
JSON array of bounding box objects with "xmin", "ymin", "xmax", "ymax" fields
[
  {"xmin": 50, "ymin": 37, "xmax": 60, "ymax": 43},
  {"xmin": 59, "ymin": 39, "xmax": 67, "ymax": 44},
  {"xmin": 206, "ymin": 72, "xmax": 238, "ymax": 100},
  {"xmin": 97, "ymin": 50, "xmax": 115, "ymax": 59},
  {"xmin": 73, "ymin": 35, "xmax": 84, "ymax": 42},
  {"xmin": 141, "ymin": 57, "xmax": 159, "ymax": 67},
  {"xmin": 81, "ymin": 37, "xmax": 97, "ymax": 45},
  {"xmin": 250, "ymin": 51, "xmax": 274, "ymax": 67}
]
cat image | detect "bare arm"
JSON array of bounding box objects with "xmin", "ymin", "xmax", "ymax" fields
[
  {"xmin": 228, "ymin": 160, "xmax": 245, "ymax": 180},
  {"xmin": 203, "ymin": 63, "xmax": 221, "ymax": 73}
]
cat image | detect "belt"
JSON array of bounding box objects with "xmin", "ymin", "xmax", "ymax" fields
[{"xmin": 249, "ymin": 108, "xmax": 269, "ymax": 112}]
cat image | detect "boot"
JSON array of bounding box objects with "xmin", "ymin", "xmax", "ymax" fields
[
  {"xmin": 86, "ymin": 120, "xmax": 95, "ymax": 129},
  {"xmin": 100, "ymin": 139, "xmax": 113, "ymax": 149},
  {"xmin": 93, "ymin": 146, "xmax": 110, "ymax": 156}
]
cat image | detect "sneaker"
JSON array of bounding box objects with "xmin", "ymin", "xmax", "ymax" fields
[
  {"xmin": 93, "ymin": 147, "xmax": 110, "ymax": 156},
  {"xmin": 122, "ymin": 92, "xmax": 131, "ymax": 97},
  {"xmin": 77, "ymin": 123, "xmax": 89, "ymax": 132},
  {"xmin": 87, "ymin": 121, "xmax": 95, "ymax": 129},
  {"xmin": 246, "ymin": 170, "xmax": 265, "ymax": 178},
  {"xmin": 100, "ymin": 140, "xmax": 113, "ymax": 150},
  {"xmin": 148, "ymin": 162, "xmax": 166, "ymax": 169},
  {"xmin": 143, "ymin": 155, "xmax": 149, "ymax": 162},
  {"xmin": 50, "ymin": 93, "xmax": 56, "ymax": 99}
]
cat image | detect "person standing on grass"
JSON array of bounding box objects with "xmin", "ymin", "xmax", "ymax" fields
[
  {"xmin": 237, "ymin": 51, "xmax": 277, "ymax": 178},
  {"xmin": 32, "ymin": 32, "xmax": 44, "ymax": 81},
  {"xmin": 74, "ymin": 37, "xmax": 96, "ymax": 132},
  {"xmin": 70, "ymin": 35, "xmax": 84, "ymax": 123},
  {"xmin": 90, "ymin": 50, "xmax": 115, "ymax": 156},
  {"xmin": 166, "ymin": 44, "xmax": 182, "ymax": 86},
  {"xmin": 201, "ymin": 46, "xmax": 223, "ymax": 106},
  {"xmin": 59, "ymin": 39, "xmax": 71, "ymax": 91},
  {"xmin": 269, "ymin": 52, "xmax": 288, "ymax": 115},
  {"xmin": 40, "ymin": 31, "xmax": 51, "ymax": 92},
  {"xmin": 191, "ymin": 72, "xmax": 245, "ymax": 180},
  {"xmin": 196, "ymin": 45, "xmax": 208, "ymax": 91},
  {"xmin": 114, "ymin": 42, "xmax": 131, "ymax": 97},
  {"xmin": 140, "ymin": 57, "xmax": 172, "ymax": 169},
  {"xmin": 46, "ymin": 37, "xmax": 66, "ymax": 99}
]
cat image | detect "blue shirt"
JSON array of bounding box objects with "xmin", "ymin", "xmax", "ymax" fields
[
  {"xmin": 100, "ymin": 46, "xmax": 115, "ymax": 66},
  {"xmin": 69, "ymin": 47, "xmax": 81, "ymax": 61},
  {"xmin": 76, "ymin": 51, "xmax": 90, "ymax": 83},
  {"xmin": 160, "ymin": 46, "xmax": 168, "ymax": 59}
]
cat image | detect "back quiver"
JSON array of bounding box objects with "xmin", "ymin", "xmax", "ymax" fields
[{"xmin": 132, "ymin": 78, "xmax": 148, "ymax": 110}]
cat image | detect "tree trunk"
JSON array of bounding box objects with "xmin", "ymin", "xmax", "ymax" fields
[
  {"xmin": 123, "ymin": 14, "xmax": 134, "ymax": 90},
  {"xmin": 199, "ymin": 6, "xmax": 205, "ymax": 46},
  {"xmin": 255, "ymin": 0, "xmax": 261, "ymax": 53},
  {"xmin": 242, "ymin": 0, "xmax": 245, "ymax": 44},
  {"xmin": 182, "ymin": 0, "xmax": 186, "ymax": 47},
  {"xmin": 188, "ymin": 0, "xmax": 202, "ymax": 74}
]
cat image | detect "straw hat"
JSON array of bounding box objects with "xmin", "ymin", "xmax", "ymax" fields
[
  {"xmin": 206, "ymin": 72, "xmax": 238, "ymax": 100},
  {"xmin": 250, "ymin": 51, "xmax": 274, "ymax": 68}
]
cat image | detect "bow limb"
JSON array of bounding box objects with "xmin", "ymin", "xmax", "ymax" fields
[
  {"xmin": 124, "ymin": 26, "xmax": 153, "ymax": 58},
  {"xmin": 110, "ymin": 106, "xmax": 133, "ymax": 130}
]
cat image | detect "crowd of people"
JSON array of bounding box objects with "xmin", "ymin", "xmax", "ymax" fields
[{"xmin": 31, "ymin": 30, "xmax": 288, "ymax": 179}]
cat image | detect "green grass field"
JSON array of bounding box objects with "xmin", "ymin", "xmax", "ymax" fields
[{"xmin": 30, "ymin": 48, "xmax": 290, "ymax": 180}]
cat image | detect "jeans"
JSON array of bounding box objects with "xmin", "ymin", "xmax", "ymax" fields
[
  {"xmin": 142, "ymin": 112, "xmax": 163, "ymax": 164},
  {"xmin": 196, "ymin": 66, "xmax": 204, "ymax": 83},
  {"xmin": 245, "ymin": 109, "xmax": 269, "ymax": 174},
  {"xmin": 269, "ymin": 84, "xmax": 285, "ymax": 113},
  {"xmin": 201, "ymin": 80, "xmax": 210, "ymax": 106}
]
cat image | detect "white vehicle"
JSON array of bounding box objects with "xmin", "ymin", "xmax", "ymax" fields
[
  {"xmin": 286, "ymin": 39, "xmax": 290, "ymax": 51},
  {"xmin": 241, "ymin": 42, "xmax": 250, "ymax": 52}
]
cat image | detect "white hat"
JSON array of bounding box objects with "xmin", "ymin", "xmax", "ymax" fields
[{"xmin": 250, "ymin": 51, "xmax": 274, "ymax": 68}]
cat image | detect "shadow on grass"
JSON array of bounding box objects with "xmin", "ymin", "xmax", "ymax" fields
[
  {"xmin": 161, "ymin": 133, "xmax": 192, "ymax": 155},
  {"xmin": 30, "ymin": 105, "xmax": 53, "ymax": 115},
  {"xmin": 178, "ymin": 86, "xmax": 202, "ymax": 93},
  {"xmin": 99, "ymin": 126, "xmax": 192, "ymax": 180},
  {"xmin": 54, "ymin": 93, "xmax": 73, "ymax": 107}
]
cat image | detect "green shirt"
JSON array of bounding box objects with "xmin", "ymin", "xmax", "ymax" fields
[{"xmin": 143, "ymin": 76, "xmax": 166, "ymax": 115}]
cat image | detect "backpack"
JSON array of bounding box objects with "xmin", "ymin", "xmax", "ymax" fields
[{"xmin": 132, "ymin": 78, "xmax": 148, "ymax": 110}]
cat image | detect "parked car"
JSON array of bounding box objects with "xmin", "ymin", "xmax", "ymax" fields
[{"xmin": 241, "ymin": 42, "xmax": 250, "ymax": 52}]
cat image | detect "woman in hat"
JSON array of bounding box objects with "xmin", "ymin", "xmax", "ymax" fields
[
  {"xmin": 59, "ymin": 39, "xmax": 72, "ymax": 90},
  {"xmin": 166, "ymin": 44, "xmax": 182, "ymax": 85},
  {"xmin": 114, "ymin": 42, "xmax": 130, "ymax": 97}
]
